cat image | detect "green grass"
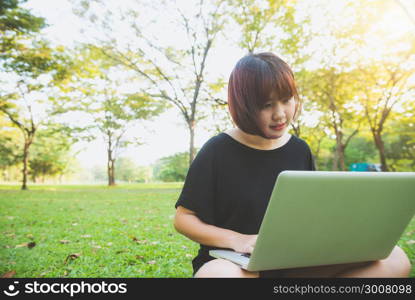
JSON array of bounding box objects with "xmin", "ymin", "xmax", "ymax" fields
[
  {"xmin": 0, "ymin": 183, "xmax": 198, "ymax": 278},
  {"xmin": 0, "ymin": 183, "xmax": 414, "ymax": 278}
]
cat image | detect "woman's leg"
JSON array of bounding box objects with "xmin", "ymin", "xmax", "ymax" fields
[
  {"xmin": 194, "ymin": 259, "xmax": 259, "ymax": 278},
  {"xmin": 194, "ymin": 246, "xmax": 411, "ymax": 278},
  {"xmin": 335, "ymin": 246, "xmax": 411, "ymax": 278},
  {"xmin": 279, "ymin": 246, "xmax": 411, "ymax": 278}
]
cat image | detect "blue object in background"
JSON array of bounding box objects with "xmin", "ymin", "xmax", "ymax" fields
[{"xmin": 349, "ymin": 163, "xmax": 381, "ymax": 172}]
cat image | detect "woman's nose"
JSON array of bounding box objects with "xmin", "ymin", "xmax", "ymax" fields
[{"xmin": 272, "ymin": 105, "xmax": 285, "ymax": 120}]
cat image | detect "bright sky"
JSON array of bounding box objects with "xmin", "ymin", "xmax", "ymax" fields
[{"xmin": 21, "ymin": 0, "xmax": 415, "ymax": 169}]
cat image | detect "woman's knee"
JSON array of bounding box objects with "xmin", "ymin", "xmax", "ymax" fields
[
  {"xmin": 383, "ymin": 246, "xmax": 411, "ymax": 277},
  {"xmin": 194, "ymin": 259, "xmax": 258, "ymax": 278}
]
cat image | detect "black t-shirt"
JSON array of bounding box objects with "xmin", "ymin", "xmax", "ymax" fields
[{"xmin": 175, "ymin": 132, "xmax": 316, "ymax": 274}]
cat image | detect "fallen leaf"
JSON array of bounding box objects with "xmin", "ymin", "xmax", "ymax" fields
[
  {"xmin": 132, "ymin": 237, "xmax": 147, "ymax": 244},
  {"xmin": 185, "ymin": 254, "xmax": 193, "ymax": 258},
  {"xmin": 60, "ymin": 240, "xmax": 70, "ymax": 244},
  {"xmin": 147, "ymin": 260, "xmax": 156, "ymax": 265},
  {"xmin": 151, "ymin": 241, "xmax": 160, "ymax": 245},
  {"xmin": 64, "ymin": 253, "xmax": 81, "ymax": 264},
  {"xmin": 1, "ymin": 270, "xmax": 16, "ymax": 278},
  {"xmin": 72, "ymin": 223, "xmax": 78, "ymax": 226},
  {"xmin": 15, "ymin": 242, "xmax": 36, "ymax": 249},
  {"xmin": 407, "ymin": 240, "xmax": 415, "ymax": 245}
]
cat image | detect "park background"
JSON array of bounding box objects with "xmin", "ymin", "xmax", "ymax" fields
[{"xmin": 1, "ymin": 0, "xmax": 414, "ymax": 277}]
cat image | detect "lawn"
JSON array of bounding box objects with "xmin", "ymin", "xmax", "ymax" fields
[
  {"xmin": 1, "ymin": 183, "xmax": 414, "ymax": 278},
  {"xmin": 0, "ymin": 183, "xmax": 197, "ymax": 278}
]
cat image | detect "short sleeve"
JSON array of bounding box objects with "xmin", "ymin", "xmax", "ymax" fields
[
  {"xmin": 300, "ymin": 138, "xmax": 316, "ymax": 171},
  {"xmin": 175, "ymin": 138, "xmax": 217, "ymax": 224}
]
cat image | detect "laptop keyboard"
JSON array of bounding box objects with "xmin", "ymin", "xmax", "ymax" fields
[{"xmin": 241, "ymin": 253, "xmax": 251, "ymax": 258}]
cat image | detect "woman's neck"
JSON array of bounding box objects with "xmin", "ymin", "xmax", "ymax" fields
[{"xmin": 226, "ymin": 128, "xmax": 290, "ymax": 150}]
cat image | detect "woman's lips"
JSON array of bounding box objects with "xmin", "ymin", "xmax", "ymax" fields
[{"xmin": 270, "ymin": 123, "xmax": 286, "ymax": 130}]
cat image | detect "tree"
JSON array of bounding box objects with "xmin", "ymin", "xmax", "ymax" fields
[
  {"xmin": 344, "ymin": 135, "xmax": 378, "ymax": 169},
  {"xmin": 347, "ymin": 0, "xmax": 415, "ymax": 171},
  {"xmin": 306, "ymin": 67, "xmax": 362, "ymax": 170},
  {"xmin": 115, "ymin": 157, "xmax": 152, "ymax": 183},
  {"xmin": 0, "ymin": 40, "xmax": 72, "ymax": 189},
  {"xmin": 153, "ymin": 152, "xmax": 189, "ymax": 182},
  {"xmin": 29, "ymin": 124, "xmax": 77, "ymax": 183},
  {"xmin": 357, "ymin": 59, "xmax": 414, "ymax": 171},
  {"xmin": 227, "ymin": 0, "xmax": 286, "ymax": 53},
  {"xmin": 295, "ymin": 1, "xmax": 371, "ymax": 170},
  {"xmin": 1, "ymin": 0, "xmax": 74, "ymax": 189},
  {"xmin": 383, "ymin": 102, "xmax": 415, "ymax": 171},
  {"xmin": 0, "ymin": 0, "xmax": 46, "ymax": 55},
  {"xmin": 218, "ymin": 0, "xmax": 313, "ymax": 138},
  {"xmin": 0, "ymin": 115, "xmax": 21, "ymax": 180},
  {"xmin": 72, "ymin": 0, "xmax": 228, "ymax": 167},
  {"xmin": 63, "ymin": 46, "xmax": 164, "ymax": 186}
]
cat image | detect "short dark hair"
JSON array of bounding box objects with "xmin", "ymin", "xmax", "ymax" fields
[{"xmin": 227, "ymin": 52, "xmax": 301, "ymax": 136}]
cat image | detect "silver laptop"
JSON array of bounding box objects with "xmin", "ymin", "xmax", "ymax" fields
[{"xmin": 209, "ymin": 171, "xmax": 415, "ymax": 272}]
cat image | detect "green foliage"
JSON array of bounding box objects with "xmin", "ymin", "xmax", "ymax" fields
[
  {"xmin": 384, "ymin": 120, "xmax": 415, "ymax": 171},
  {"xmin": 344, "ymin": 136, "xmax": 378, "ymax": 167},
  {"xmin": 115, "ymin": 157, "xmax": 152, "ymax": 183},
  {"xmin": 0, "ymin": 135, "xmax": 20, "ymax": 168},
  {"xmin": 153, "ymin": 152, "xmax": 189, "ymax": 182},
  {"xmin": 0, "ymin": 0, "xmax": 46, "ymax": 53},
  {"xmin": 0, "ymin": 116, "xmax": 21, "ymax": 169},
  {"xmin": 29, "ymin": 125, "xmax": 77, "ymax": 182}
]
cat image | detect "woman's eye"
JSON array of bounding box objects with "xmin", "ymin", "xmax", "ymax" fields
[{"xmin": 264, "ymin": 103, "xmax": 272, "ymax": 108}]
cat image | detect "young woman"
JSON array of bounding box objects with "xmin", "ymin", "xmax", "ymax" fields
[{"xmin": 174, "ymin": 52, "xmax": 411, "ymax": 278}]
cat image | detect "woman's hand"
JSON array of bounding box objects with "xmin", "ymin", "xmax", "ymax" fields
[{"xmin": 230, "ymin": 234, "xmax": 258, "ymax": 254}]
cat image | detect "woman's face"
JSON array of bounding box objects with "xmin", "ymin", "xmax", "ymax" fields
[{"xmin": 256, "ymin": 91, "xmax": 297, "ymax": 139}]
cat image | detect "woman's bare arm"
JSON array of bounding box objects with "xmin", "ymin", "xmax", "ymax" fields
[{"xmin": 174, "ymin": 205, "xmax": 257, "ymax": 253}]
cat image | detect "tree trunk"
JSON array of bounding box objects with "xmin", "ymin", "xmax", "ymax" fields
[
  {"xmin": 21, "ymin": 141, "xmax": 31, "ymax": 190},
  {"xmin": 338, "ymin": 144, "xmax": 346, "ymax": 171},
  {"xmin": 110, "ymin": 159, "xmax": 115, "ymax": 185},
  {"xmin": 107, "ymin": 150, "xmax": 116, "ymax": 186},
  {"xmin": 373, "ymin": 131, "xmax": 388, "ymax": 171},
  {"xmin": 107, "ymin": 135, "xmax": 116, "ymax": 186},
  {"xmin": 188, "ymin": 120, "xmax": 195, "ymax": 167},
  {"xmin": 332, "ymin": 149, "xmax": 339, "ymax": 171}
]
